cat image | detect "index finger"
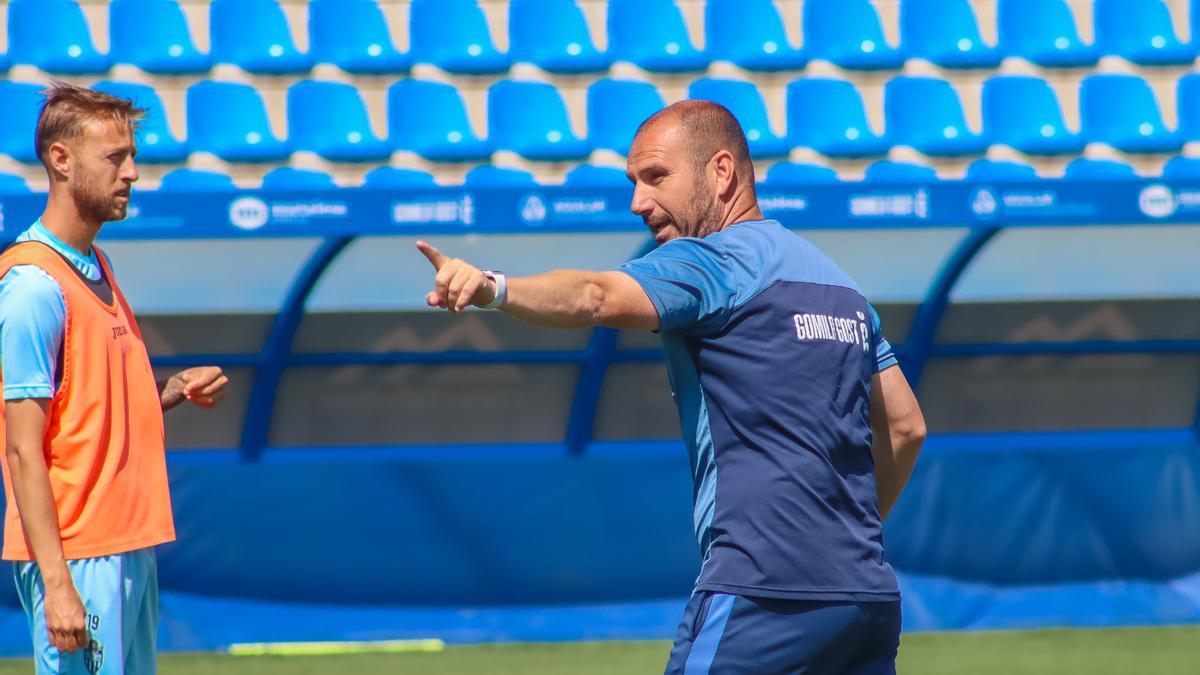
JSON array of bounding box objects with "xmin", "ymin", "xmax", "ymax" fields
[{"xmin": 416, "ymin": 241, "xmax": 449, "ymax": 271}]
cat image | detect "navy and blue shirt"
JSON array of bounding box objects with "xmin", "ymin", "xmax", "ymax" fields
[{"xmin": 620, "ymin": 219, "xmax": 900, "ymax": 602}]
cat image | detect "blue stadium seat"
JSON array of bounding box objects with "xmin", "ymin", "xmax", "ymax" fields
[
  {"xmin": 488, "ymin": 80, "xmax": 590, "ymax": 161},
  {"xmin": 1081, "ymin": 74, "xmax": 1181, "ymax": 154},
  {"xmin": 309, "ymin": 0, "xmax": 408, "ymax": 74},
  {"xmin": 803, "ymin": 0, "xmax": 905, "ymax": 70},
  {"xmin": 965, "ymin": 158, "xmax": 1041, "ymax": 182},
  {"xmin": 1094, "ymin": 0, "xmax": 1193, "ymax": 66},
  {"xmin": 1180, "ymin": 74, "xmax": 1200, "ymax": 143},
  {"xmin": 388, "ymin": 80, "xmax": 491, "ymax": 162},
  {"xmin": 564, "ymin": 164, "xmax": 629, "ymax": 186},
  {"xmin": 464, "ymin": 165, "xmax": 539, "ymax": 186},
  {"xmin": 763, "ymin": 161, "xmax": 840, "ymax": 184},
  {"xmin": 158, "ymin": 168, "xmax": 237, "ymax": 192},
  {"xmin": 409, "ymin": 0, "xmax": 508, "ymax": 75},
  {"xmin": 287, "ymin": 81, "xmax": 390, "ymax": 162},
  {"xmin": 262, "ymin": 167, "xmax": 337, "ymax": 191},
  {"xmin": 8, "ymin": 0, "xmax": 111, "ymax": 74},
  {"xmin": 0, "ymin": 82, "xmax": 45, "ymax": 164},
  {"xmin": 608, "ymin": 0, "xmax": 709, "ymax": 72},
  {"xmin": 1161, "ymin": 156, "xmax": 1200, "ymax": 178},
  {"xmin": 901, "ymin": 0, "xmax": 1001, "ymax": 69},
  {"xmin": 982, "ymin": 75, "xmax": 1083, "ymax": 155},
  {"xmin": 91, "ymin": 81, "xmax": 188, "ymax": 163},
  {"xmin": 0, "ymin": 174, "xmax": 31, "ymax": 193},
  {"xmin": 885, "ymin": 76, "xmax": 989, "ymax": 156},
  {"xmin": 786, "ymin": 78, "xmax": 890, "ymax": 158},
  {"xmin": 996, "ymin": 0, "xmax": 1098, "ymax": 67},
  {"xmin": 587, "ymin": 79, "xmax": 665, "ymax": 156},
  {"xmin": 363, "ymin": 166, "xmax": 438, "ymax": 188},
  {"xmin": 509, "ymin": 0, "xmax": 608, "ymax": 74},
  {"xmin": 705, "ymin": 0, "xmax": 806, "ymax": 71},
  {"xmin": 110, "ymin": 0, "xmax": 209, "ymax": 74},
  {"xmin": 210, "ymin": 0, "xmax": 311, "ymax": 75},
  {"xmin": 687, "ymin": 79, "xmax": 789, "ymax": 158},
  {"xmin": 186, "ymin": 81, "xmax": 290, "ymax": 162},
  {"xmin": 1063, "ymin": 157, "xmax": 1138, "ymax": 180},
  {"xmin": 865, "ymin": 160, "xmax": 939, "ymax": 183}
]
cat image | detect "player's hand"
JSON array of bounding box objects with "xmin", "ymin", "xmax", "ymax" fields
[
  {"xmin": 416, "ymin": 241, "xmax": 497, "ymax": 312},
  {"xmin": 43, "ymin": 576, "xmax": 88, "ymax": 653},
  {"xmin": 178, "ymin": 366, "xmax": 228, "ymax": 408}
]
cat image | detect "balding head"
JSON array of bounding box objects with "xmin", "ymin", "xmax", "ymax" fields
[
  {"xmin": 636, "ymin": 100, "xmax": 755, "ymax": 181},
  {"xmin": 626, "ymin": 100, "xmax": 763, "ymax": 245}
]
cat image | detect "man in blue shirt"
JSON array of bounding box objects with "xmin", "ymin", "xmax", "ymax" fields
[{"xmin": 418, "ymin": 101, "xmax": 926, "ymax": 674}]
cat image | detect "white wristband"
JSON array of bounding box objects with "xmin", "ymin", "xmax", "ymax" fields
[{"xmin": 482, "ymin": 270, "xmax": 507, "ymax": 309}]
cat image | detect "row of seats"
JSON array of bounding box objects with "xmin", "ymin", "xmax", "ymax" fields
[
  {"xmin": 2, "ymin": 155, "xmax": 1196, "ymax": 194},
  {"xmin": 13, "ymin": 0, "xmax": 1200, "ymax": 77},
  {"xmin": 4, "ymin": 72, "xmax": 1198, "ymax": 165}
]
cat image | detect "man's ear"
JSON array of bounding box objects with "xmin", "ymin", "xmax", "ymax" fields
[
  {"xmin": 47, "ymin": 142, "xmax": 72, "ymax": 181},
  {"xmin": 712, "ymin": 149, "xmax": 737, "ymax": 200}
]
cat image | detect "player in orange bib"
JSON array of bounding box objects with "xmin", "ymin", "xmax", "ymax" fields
[{"xmin": 0, "ymin": 83, "xmax": 228, "ymax": 674}]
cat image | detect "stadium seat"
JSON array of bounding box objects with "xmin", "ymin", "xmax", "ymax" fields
[
  {"xmin": 982, "ymin": 75, "xmax": 1083, "ymax": 155},
  {"xmin": 91, "ymin": 81, "xmax": 188, "ymax": 163},
  {"xmin": 388, "ymin": 80, "xmax": 492, "ymax": 163},
  {"xmin": 509, "ymin": 0, "xmax": 608, "ymax": 74},
  {"xmin": 1161, "ymin": 156, "xmax": 1200, "ymax": 178},
  {"xmin": 1063, "ymin": 157, "xmax": 1138, "ymax": 180},
  {"xmin": 1080, "ymin": 74, "xmax": 1181, "ymax": 154},
  {"xmin": 996, "ymin": 0, "xmax": 1098, "ymax": 67},
  {"xmin": 1093, "ymin": 0, "xmax": 1193, "ymax": 66},
  {"xmin": 885, "ymin": 76, "xmax": 989, "ymax": 156},
  {"xmin": 0, "ymin": 53, "xmax": 8, "ymax": 73},
  {"xmin": 901, "ymin": 0, "xmax": 1000, "ymax": 69},
  {"xmin": 0, "ymin": 82, "xmax": 46, "ymax": 164},
  {"xmin": 186, "ymin": 81, "xmax": 290, "ymax": 162},
  {"xmin": 965, "ymin": 159, "xmax": 1041, "ymax": 182},
  {"xmin": 803, "ymin": 0, "xmax": 905, "ymax": 70},
  {"xmin": 309, "ymin": 0, "xmax": 408, "ymax": 75},
  {"xmin": 705, "ymin": 0, "xmax": 806, "ymax": 71},
  {"xmin": 763, "ymin": 162, "xmax": 841, "ymax": 184},
  {"xmin": 488, "ymin": 81, "xmax": 591, "ymax": 161},
  {"xmin": 865, "ymin": 160, "xmax": 939, "ymax": 183},
  {"xmin": 158, "ymin": 168, "xmax": 237, "ymax": 192},
  {"xmin": 587, "ymin": 79, "xmax": 666, "ymax": 156},
  {"xmin": 0, "ymin": 174, "xmax": 31, "ymax": 193},
  {"xmin": 363, "ymin": 167, "xmax": 438, "ymax": 188},
  {"xmin": 8, "ymin": 0, "xmax": 111, "ymax": 74},
  {"xmin": 409, "ymin": 0, "xmax": 509, "ymax": 75},
  {"xmin": 110, "ymin": 0, "xmax": 209, "ymax": 74},
  {"xmin": 262, "ymin": 167, "xmax": 337, "ymax": 191},
  {"xmin": 564, "ymin": 164, "xmax": 629, "ymax": 186},
  {"xmin": 464, "ymin": 165, "xmax": 539, "ymax": 186},
  {"xmin": 786, "ymin": 78, "xmax": 890, "ymax": 158},
  {"xmin": 210, "ymin": 0, "xmax": 311, "ymax": 75},
  {"xmin": 687, "ymin": 79, "xmax": 789, "ymax": 158},
  {"xmin": 1176, "ymin": 74, "xmax": 1200, "ymax": 143},
  {"xmin": 607, "ymin": 0, "xmax": 709, "ymax": 72},
  {"xmin": 287, "ymin": 81, "xmax": 390, "ymax": 162}
]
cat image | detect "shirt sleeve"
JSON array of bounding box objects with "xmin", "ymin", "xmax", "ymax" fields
[
  {"xmin": 0, "ymin": 266, "xmax": 66, "ymax": 400},
  {"xmin": 617, "ymin": 237, "xmax": 742, "ymax": 335},
  {"xmin": 869, "ymin": 304, "xmax": 898, "ymax": 373}
]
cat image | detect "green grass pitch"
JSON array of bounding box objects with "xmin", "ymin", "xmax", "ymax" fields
[{"xmin": 0, "ymin": 625, "xmax": 1196, "ymax": 674}]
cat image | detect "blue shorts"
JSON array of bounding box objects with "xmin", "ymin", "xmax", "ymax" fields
[
  {"xmin": 665, "ymin": 592, "xmax": 901, "ymax": 675},
  {"xmin": 14, "ymin": 548, "xmax": 159, "ymax": 675}
]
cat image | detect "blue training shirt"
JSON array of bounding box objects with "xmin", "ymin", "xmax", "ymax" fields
[
  {"xmin": 620, "ymin": 219, "xmax": 900, "ymax": 602},
  {"xmin": 0, "ymin": 220, "xmax": 104, "ymax": 400}
]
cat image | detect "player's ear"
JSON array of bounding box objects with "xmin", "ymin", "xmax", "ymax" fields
[
  {"xmin": 46, "ymin": 141, "xmax": 72, "ymax": 181},
  {"xmin": 712, "ymin": 150, "xmax": 737, "ymax": 200}
]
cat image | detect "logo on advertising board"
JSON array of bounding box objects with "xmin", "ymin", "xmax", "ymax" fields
[
  {"xmin": 229, "ymin": 197, "xmax": 269, "ymax": 230},
  {"xmin": 1138, "ymin": 184, "xmax": 1177, "ymax": 219}
]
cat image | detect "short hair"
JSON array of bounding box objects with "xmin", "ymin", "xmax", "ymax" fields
[
  {"xmin": 35, "ymin": 81, "xmax": 144, "ymax": 168},
  {"xmin": 634, "ymin": 100, "xmax": 754, "ymax": 178}
]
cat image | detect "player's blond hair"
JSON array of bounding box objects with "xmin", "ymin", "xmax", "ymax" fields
[{"xmin": 35, "ymin": 81, "xmax": 144, "ymax": 171}]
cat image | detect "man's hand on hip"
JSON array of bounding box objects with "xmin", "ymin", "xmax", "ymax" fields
[{"xmin": 417, "ymin": 241, "xmax": 497, "ymax": 312}]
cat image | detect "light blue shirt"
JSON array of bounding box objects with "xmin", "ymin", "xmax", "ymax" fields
[{"xmin": 0, "ymin": 220, "xmax": 104, "ymax": 400}]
